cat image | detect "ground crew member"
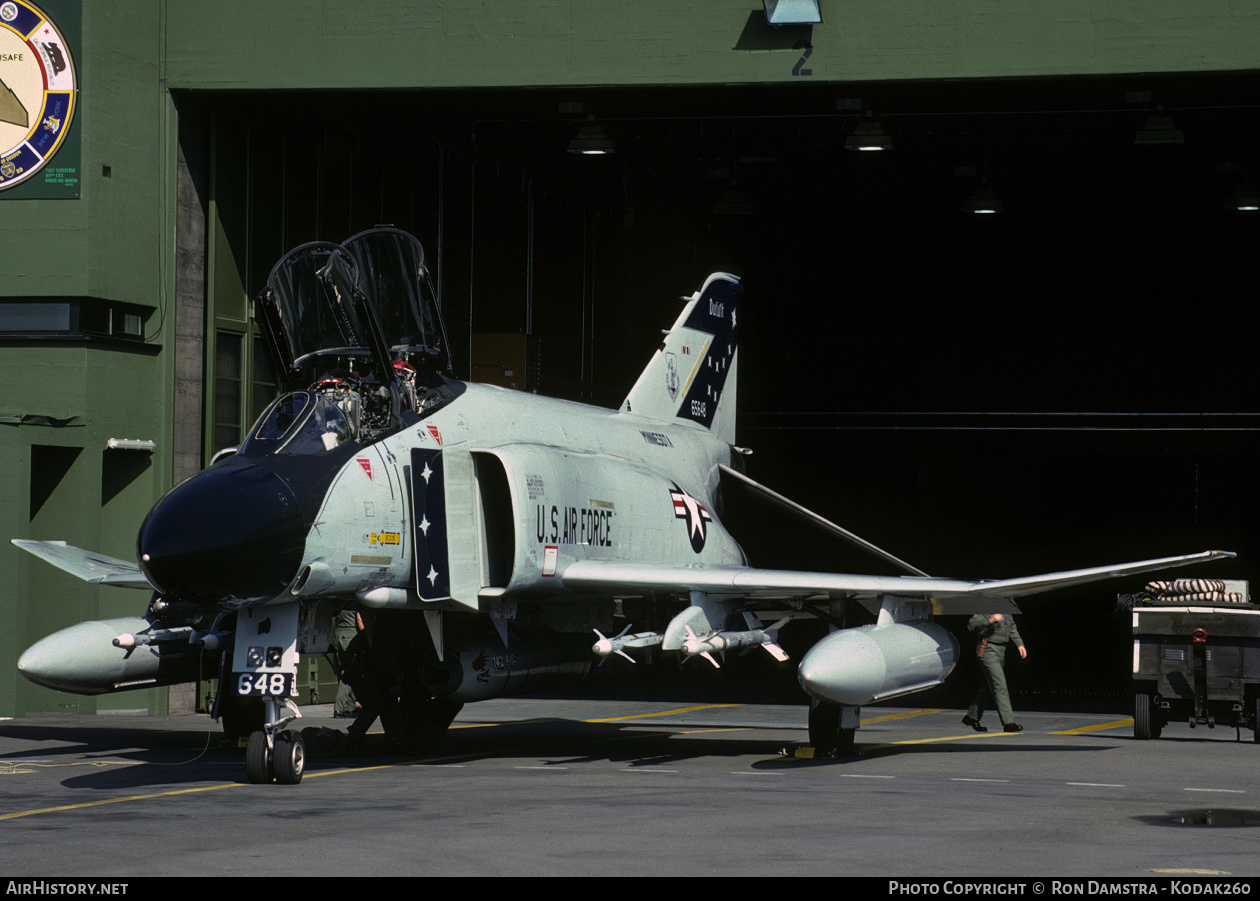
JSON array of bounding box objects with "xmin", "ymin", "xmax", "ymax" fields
[
  {"xmin": 332, "ymin": 609, "xmax": 360, "ymax": 718},
  {"xmin": 342, "ymin": 610, "xmax": 402, "ymax": 753},
  {"xmin": 961, "ymin": 612, "xmax": 1027, "ymax": 733}
]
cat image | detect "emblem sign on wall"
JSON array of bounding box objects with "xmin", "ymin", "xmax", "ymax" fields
[{"xmin": 0, "ymin": 0, "xmax": 78, "ymax": 197}]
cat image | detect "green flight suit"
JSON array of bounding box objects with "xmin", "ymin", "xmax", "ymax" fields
[
  {"xmin": 965, "ymin": 613, "xmax": 1024, "ymax": 727},
  {"xmin": 333, "ymin": 609, "xmax": 360, "ymax": 716}
]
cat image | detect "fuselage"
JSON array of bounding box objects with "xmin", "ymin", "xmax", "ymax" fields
[{"xmin": 137, "ymin": 379, "xmax": 745, "ymax": 616}]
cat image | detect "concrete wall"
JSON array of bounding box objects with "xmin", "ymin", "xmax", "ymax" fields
[
  {"xmin": 1, "ymin": 343, "xmax": 167, "ymax": 716},
  {"xmin": 162, "ymin": 1, "xmax": 1260, "ymax": 90},
  {"xmin": 1, "ymin": 0, "xmax": 173, "ymax": 716}
]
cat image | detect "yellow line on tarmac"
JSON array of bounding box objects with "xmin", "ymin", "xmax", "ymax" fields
[
  {"xmin": 450, "ymin": 705, "xmax": 742, "ymax": 729},
  {"xmin": 889, "ymin": 731, "xmax": 1015, "ymax": 746},
  {"xmin": 0, "ymin": 782, "xmax": 245, "ymax": 821},
  {"xmin": 450, "ymin": 719, "xmax": 563, "ymax": 730},
  {"xmin": 0, "ymin": 759, "xmax": 137, "ymax": 770},
  {"xmin": 865, "ymin": 708, "xmax": 948, "ymax": 724},
  {"xmin": 0, "ymin": 702, "xmax": 764, "ymax": 821},
  {"xmin": 0, "ymin": 710, "xmax": 719, "ymax": 821},
  {"xmin": 1049, "ymin": 718, "xmax": 1133, "ymax": 735},
  {"xmin": 581, "ymin": 704, "xmax": 741, "ymax": 723}
]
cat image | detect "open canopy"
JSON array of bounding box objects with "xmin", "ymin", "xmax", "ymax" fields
[{"xmin": 256, "ymin": 228, "xmax": 451, "ymax": 391}]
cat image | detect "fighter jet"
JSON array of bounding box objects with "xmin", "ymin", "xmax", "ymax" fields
[{"xmin": 14, "ymin": 228, "xmax": 1232, "ymax": 784}]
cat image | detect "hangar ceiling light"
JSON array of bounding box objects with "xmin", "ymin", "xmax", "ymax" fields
[
  {"xmin": 1230, "ymin": 178, "xmax": 1260, "ymax": 211},
  {"xmin": 844, "ymin": 119, "xmax": 891, "ymax": 152},
  {"xmin": 962, "ymin": 182, "xmax": 1004, "ymax": 214},
  {"xmin": 1134, "ymin": 114, "xmax": 1184, "ymax": 146},
  {"xmin": 763, "ymin": 0, "xmax": 822, "ymax": 25},
  {"xmin": 568, "ymin": 124, "xmax": 617, "ymax": 155}
]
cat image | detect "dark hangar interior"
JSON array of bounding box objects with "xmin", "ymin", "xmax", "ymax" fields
[{"xmin": 182, "ymin": 74, "xmax": 1260, "ymax": 702}]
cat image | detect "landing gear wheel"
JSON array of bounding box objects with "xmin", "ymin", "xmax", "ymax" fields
[
  {"xmin": 1134, "ymin": 691, "xmax": 1154, "ymax": 740},
  {"xmin": 274, "ymin": 730, "xmax": 305, "ymax": 784},
  {"xmin": 245, "ymin": 730, "xmax": 273, "ymax": 783},
  {"xmin": 808, "ymin": 699, "xmax": 856, "ymax": 755},
  {"xmin": 831, "ymin": 728, "xmax": 856, "ymax": 755},
  {"xmin": 220, "ymin": 695, "xmax": 265, "ymax": 743},
  {"xmin": 410, "ymin": 699, "xmax": 464, "ymax": 753},
  {"xmin": 1253, "ymin": 697, "xmax": 1260, "ymax": 745}
]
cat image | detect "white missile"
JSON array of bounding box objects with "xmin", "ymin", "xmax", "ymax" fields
[
  {"xmin": 591, "ymin": 625, "xmax": 664, "ymax": 664},
  {"xmin": 680, "ymin": 614, "xmax": 793, "ymax": 668}
]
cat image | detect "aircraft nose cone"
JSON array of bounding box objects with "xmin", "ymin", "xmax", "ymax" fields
[{"xmin": 138, "ymin": 463, "xmax": 306, "ymax": 604}]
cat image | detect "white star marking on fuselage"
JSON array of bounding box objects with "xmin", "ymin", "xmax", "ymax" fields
[{"xmin": 678, "ymin": 491, "xmax": 706, "ymax": 541}]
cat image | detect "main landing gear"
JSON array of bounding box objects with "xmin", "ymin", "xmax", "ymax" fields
[
  {"xmin": 808, "ymin": 698, "xmax": 857, "ymax": 756},
  {"xmin": 245, "ymin": 697, "xmax": 305, "ymax": 784}
]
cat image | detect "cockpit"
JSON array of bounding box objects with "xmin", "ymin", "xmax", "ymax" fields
[
  {"xmin": 238, "ymin": 390, "xmax": 356, "ymax": 458},
  {"xmin": 251, "ymin": 228, "xmax": 464, "ymax": 450}
]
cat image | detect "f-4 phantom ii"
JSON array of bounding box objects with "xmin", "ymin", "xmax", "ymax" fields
[{"xmin": 15, "ymin": 228, "xmax": 1232, "ymax": 783}]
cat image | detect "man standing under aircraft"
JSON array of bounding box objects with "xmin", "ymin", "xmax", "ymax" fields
[
  {"xmin": 961, "ymin": 612, "xmax": 1027, "ymax": 733},
  {"xmin": 341, "ymin": 610, "xmax": 403, "ymax": 753},
  {"xmin": 332, "ymin": 609, "xmax": 360, "ymax": 719}
]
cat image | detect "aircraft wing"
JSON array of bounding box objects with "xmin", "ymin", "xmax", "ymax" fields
[
  {"xmin": 561, "ymin": 550, "xmax": 1234, "ymax": 614},
  {"xmin": 11, "ymin": 539, "xmax": 152, "ymax": 589}
]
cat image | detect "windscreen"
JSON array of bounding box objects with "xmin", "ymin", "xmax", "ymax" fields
[{"xmin": 238, "ymin": 391, "xmax": 356, "ymax": 457}]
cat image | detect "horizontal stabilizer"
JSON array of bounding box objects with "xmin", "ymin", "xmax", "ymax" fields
[{"xmin": 11, "ymin": 540, "xmax": 152, "ymax": 589}]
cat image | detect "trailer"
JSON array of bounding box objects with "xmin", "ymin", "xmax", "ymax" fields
[{"xmin": 1127, "ymin": 579, "xmax": 1260, "ymax": 742}]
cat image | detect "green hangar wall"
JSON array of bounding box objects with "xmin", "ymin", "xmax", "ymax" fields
[{"xmin": 3, "ymin": 1, "xmax": 1260, "ymax": 717}]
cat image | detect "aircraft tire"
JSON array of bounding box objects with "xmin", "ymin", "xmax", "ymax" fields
[
  {"xmin": 431, "ymin": 698, "xmax": 464, "ymax": 729},
  {"xmin": 221, "ymin": 695, "xmax": 265, "ymax": 742},
  {"xmin": 808, "ymin": 699, "xmax": 856, "ymax": 755},
  {"xmin": 1134, "ymin": 691, "xmax": 1154, "ymax": 740},
  {"xmin": 1253, "ymin": 696, "xmax": 1260, "ymax": 745},
  {"xmin": 245, "ymin": 730, "xmax": 273, "ymax": 783},
  {"xmin": 421, "ymin": 698, "xmax": 464, "ymax": 751},
  {"xmin": 274, "ymin": 730, "xmax": 304, "ymax": 785}
]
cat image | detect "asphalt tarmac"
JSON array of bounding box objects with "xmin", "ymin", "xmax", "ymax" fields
[{"xmin": 2, "ymin": 688, "xmax": 1259, "ymax": 879}]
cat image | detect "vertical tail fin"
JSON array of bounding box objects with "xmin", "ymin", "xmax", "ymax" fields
[{"xmin": 621, "ymin": 273, "xmax": 741, "ymax": 445}]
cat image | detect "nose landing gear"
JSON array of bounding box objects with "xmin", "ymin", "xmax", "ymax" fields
[{"xmin": 245, "ymin": 697, "xmax": 305, "ymax": 784}]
